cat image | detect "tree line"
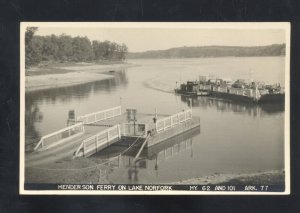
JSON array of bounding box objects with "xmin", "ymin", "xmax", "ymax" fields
[{"xmin": 25, "ymin": 27, "xmax": 128, "ymax": 67}]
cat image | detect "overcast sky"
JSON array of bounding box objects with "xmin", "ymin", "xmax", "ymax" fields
[{"xmin": 35, "ymin": 25, "xmax": 286, "ymax": 52}]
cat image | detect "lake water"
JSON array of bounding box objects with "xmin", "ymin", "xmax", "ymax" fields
[{"xmin": 25, "ymin": 57, "xmax": 285, "ymax": 184}]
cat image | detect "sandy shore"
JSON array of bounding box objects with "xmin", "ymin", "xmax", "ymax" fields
[
  {"xmin": 25, "ymin": 63, "xmax": 135, "ymax": 92},
  {"xmin": 171, "ymin": 170, "xmax": 285, "ymax": 185}
]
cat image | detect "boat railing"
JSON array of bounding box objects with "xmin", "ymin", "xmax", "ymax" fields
[
  {"xmin": 156, "ymin": 109, "xmax": 192, "ymax": 133},
  {"xmin": 76, "ymin": 106, "xmax": 122, "ymax": 124}
]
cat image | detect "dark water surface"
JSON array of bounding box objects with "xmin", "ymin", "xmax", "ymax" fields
[{"xmin": 25, "ymin": 57, "xmax": 285, "ymax": 184}]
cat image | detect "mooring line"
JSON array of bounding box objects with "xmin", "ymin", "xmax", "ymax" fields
[
  {"xmin": 120, "ymin": 134, "xmax": 144, "ymax": 155},
  {"xmin": 134, "ymin": 135, "xmax": 150, "ymax": 161}
]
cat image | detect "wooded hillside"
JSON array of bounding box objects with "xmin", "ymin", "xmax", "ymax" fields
[{"xmin": 127, "ymin": 44, "xmax": 285, "ymax": 59}]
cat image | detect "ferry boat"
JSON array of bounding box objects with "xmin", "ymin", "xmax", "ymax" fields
[{"xmin": 174, "ymin": 76, "xmax": 285, "ymax": 103}]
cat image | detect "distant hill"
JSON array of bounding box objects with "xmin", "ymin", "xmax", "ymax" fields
[{"xmin": 127, "ymin": 44, "xmax": 285, "ymax": 59}]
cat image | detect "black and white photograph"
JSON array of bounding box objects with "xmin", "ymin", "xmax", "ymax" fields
[{"xmin": 20, "ymin": 22, "xmax": 290, "ymax": 194}]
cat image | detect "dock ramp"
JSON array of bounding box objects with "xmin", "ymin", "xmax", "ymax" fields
[
  {"xmin": 33, "ymin": 122, "xmax": 85, "ymax": 151},
  {"xmin": 74, "ymin": 124, "xmax": 121, "ymax": 158},
  {"xmin": 33, "ymin": 106, "xmax": 122, "ymax": 152}
]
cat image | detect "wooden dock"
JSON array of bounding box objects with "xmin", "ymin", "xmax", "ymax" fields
[{"xmin": 25, "ymin": 106, "xmax": 200, "ymax": 167}]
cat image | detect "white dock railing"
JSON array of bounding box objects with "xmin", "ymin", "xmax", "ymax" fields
[
  {"xmin": 156, "ymin": 109, "xmax": 192, "ymax": 133},
  {"xmin": 34, "ymin": 122, "xmax": 85, "ymax": 151},
  {"xmin": 75, "ymin": 124, "xmax": 121, "ymax": 157},
  {"xmin": 76, "ymin": 106, "xmax": 122, "ymax": 124}
]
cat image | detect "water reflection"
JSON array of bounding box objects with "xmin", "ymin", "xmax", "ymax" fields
[
  {"xmin": 25, "ymin": 94, "xmax": 43, "ymax": 150},
  {"xmin": 92, "ymin": 127, "xmax": 200, "ymax": 184},
  {"xmin": 180, "ymin": 96, "xmax": 284, "ymax": 117},
  {"xmin": 25, "ymin": 70, "xmax": 128, "ymax": 105},
  {"xmin": 25, "ymin": 70, "xmax": 128, "ymax": 148}
]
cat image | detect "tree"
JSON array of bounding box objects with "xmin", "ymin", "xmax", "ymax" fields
[
  {"xmin": 41, "ymin": 35, "xmax": 59, "ymax": 61},
  {"xmin": 71, "ymin": 36, "xmax": 94, "ymax": 62},
  {"xmin": 56, "ymin": 34, "xmax": 73, "ymax": 62},
  {"xmin": 92, "ymin": 40, "xmax": 128, "ymax": 61},
  {"xmin": 120, "ymin": 43, "xmax": 128, "ymax": 60},
  {"xmin": 25, "ymin": 27, "xmax": 38, "ymax": 67}
]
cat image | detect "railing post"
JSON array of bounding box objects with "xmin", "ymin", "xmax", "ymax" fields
[
  {"xmin": 118, "ymin": 125, "xmax": 121, "ymax": 138},
  {"xmin": 83, "ymin": 142, "xmax": 85, "ymax": 157},
  {"xmin": 144, "ymin": 124, "xmax": 147, "ymax": 137},
  {"xmin": 96, "ymin": 135, "xmax": 98, "ymax": 152},
  {"xmin": 118, "ymin": 154, "xmax": 121, "ymax": 168}
]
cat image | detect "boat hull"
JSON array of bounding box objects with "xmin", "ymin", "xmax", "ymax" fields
[
  {"xmin": 175, "ymin": 85, "xmax": 285, "ymax": 104},
  {"xmin": 175, "ymin": 89, "xmax": 210, "ymax": 96},
  {"xmin": 259, "ymin": 93, "xmax": 285, "ymax": 103},
  {"xmin": 211, "ymin": 91, "xmax": 284, "ymax": 103},
  {"xmin": 211, "ymin": 91, "xmax": 255, "ymax": 103}
]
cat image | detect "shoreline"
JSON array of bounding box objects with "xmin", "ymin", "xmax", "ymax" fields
[
  {"xmin": 170, "ymin": 170, "xmax": 285, "ymax": 185},
  {"xmin": 25, "ymin": 152, "xmax": 284, "ymax": 186},
  {"xmin": 25, "ymin": 63, "xmax": 136, "ymax": 92}
]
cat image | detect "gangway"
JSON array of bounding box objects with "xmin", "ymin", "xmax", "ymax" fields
[
  {"xmin": 74, "ymin": 125, "xmax": 121, "ymax": 158},
  {"xmin": 33, "ymin": 106, "xmax": 122, "ymax": 152},
  {"xmin": 33, "ymin": 122, "xmax": 85, "ymax": 151}
]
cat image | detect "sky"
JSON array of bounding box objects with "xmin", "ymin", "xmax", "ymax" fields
[{"xmin": 33, "ymin": 24, "xmax": 287, "ymax": 52}]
